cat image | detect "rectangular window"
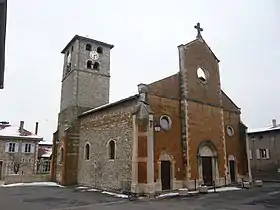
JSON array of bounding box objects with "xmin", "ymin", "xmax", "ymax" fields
[
  {"xmin": 259, "ymin": 149, "xmax": 270, "ymax": 159},
  {"xmin": 8, "ymin": 143, "xmax": 15, "ymax": 152},
  {"xmin": 24, "ymin": 143, "xmax": 31, "ymax": 153}
]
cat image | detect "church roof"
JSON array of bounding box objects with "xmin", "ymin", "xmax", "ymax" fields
[
  {"xmin": 61, "ymin": 35, "xmax": 114, "ymax": 54},
  {"xmin": 80, "ymin": 72, "xmax": 241, "ymax": 118},
  {"xmin": 79, "ymin": 94, "xmax": 139, "ymax": 118}
]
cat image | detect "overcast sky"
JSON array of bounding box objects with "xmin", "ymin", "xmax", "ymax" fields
[{"xmin": 0, "ymin": 0, "xmax": 279, "ymax": 142}]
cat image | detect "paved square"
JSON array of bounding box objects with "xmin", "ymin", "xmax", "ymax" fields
[
  {"xmin": 0, "ymin": 185, "xmax": 126, "ymax": 210},
  {"xmin": 1, "ymin": 183, "xmax": 280, "ymax": 209}
]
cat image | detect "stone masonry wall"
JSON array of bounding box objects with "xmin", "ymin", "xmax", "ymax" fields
[
  {"xmin": 78, "ymin": 99, "xmax": 137, "ymax": 191},
  {"xmin": 4, "ymin": 174, "xmax": 50, "ymax": 185}
]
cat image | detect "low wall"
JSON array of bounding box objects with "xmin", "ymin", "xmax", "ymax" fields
[{"xmin": 4, "ymin": 174, "xmax": 50, "ymax": 185}]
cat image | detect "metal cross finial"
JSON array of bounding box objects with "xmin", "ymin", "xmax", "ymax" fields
[{"xmin": 194, "ymin": 22, "xmax": 203, "ymax": 38}]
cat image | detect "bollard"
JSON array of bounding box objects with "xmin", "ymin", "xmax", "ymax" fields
[
  {"xmin": 194, "ymin": 179, "xmax": 197, "ymax": 191},
  {"xmin": 213, "ymin": 181, "xmax": 216, "ymax": 193},
  {"xmin": 241, "ymin": 178, "xmax": 244, "ymax": 189},
  {"xmin": 225, "ymin": 176, "xmax": 227, "ymax": 186}
]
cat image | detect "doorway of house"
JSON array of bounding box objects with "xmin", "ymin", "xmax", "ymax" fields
[
  {"xmin": 229, "ymin": 160, "xmax": 236, "ymax": 182},
  {"xmin": 161, "ymin": 160, "xmax": 171, "ymax": 190},
  {"xmin": 202, "ymin": 157, "xmax": 213, "ymax": 186}
]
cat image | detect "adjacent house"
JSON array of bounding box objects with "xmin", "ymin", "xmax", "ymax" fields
[
  {"xmin": 0, "ymin": 121, "xmax": 43, "ymax": 179},
  {"xmin": 247, "ymin": 119, "xmax": 280, "ymax": 180},
  {"xmin": 37, "ymin": 142, "xmax": 52, "ymax": 174}
]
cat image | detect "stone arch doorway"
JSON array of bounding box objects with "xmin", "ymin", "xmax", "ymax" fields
[
  {"xmin": 158, "ymin": 152, "xmax": 175, "ymax": 191},
  {"xmin": 197, "ymin": 141, "xmax": 218, "ymax": 186},
  {"xmin": 228, "ymin": 155, "xmax": 237, "ymax": 183}
]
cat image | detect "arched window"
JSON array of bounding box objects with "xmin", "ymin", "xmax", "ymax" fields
[
  {"xmin": 108, "ymin": 140, "xmax": 115, "ymax": 160},
  {"xmin": 93, "ymin": 62, "xmax": 99, "ymax": 70},
  {"xmin": 86, "ymin": 44, "xmax": 92, "ymax": 51},
  {"xmin": 85, "ymin": 143, "xmax": 90, "ymax": 160},
  {"xmin": 87, "ymin": 60, "xmax": 92, "ymax": 69},
  {"xmin": 60, "ymin": 147, "xmax": 64, "ymax": 163},
  {"xmin": 97, "ymin": 47, "xmax": 103, "ymax": 54}
]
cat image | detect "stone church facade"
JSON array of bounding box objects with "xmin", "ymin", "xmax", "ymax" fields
[{"xmin": 51, "ymin": 23, "xmax": 251, "ymax": 194}]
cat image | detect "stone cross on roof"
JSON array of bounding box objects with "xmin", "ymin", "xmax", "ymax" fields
[{"xmin": 194, "ymin": 22, "xmax": 203, "ymax": 38}]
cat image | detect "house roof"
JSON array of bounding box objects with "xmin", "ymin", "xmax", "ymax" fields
[
  {"xmin": 61, "ymin": 35, "xmax": 114, "ymax": 54},
  {"xmin": 41, "ymin": 147, "xmax": 52, "ymax": 158},
  {"xmin": 0, "ymin": 124, "xmax": 43, "ymax": 140},
  {"xmin": 39, "ymin": 141, "xmax": 52, "ymax": 146},
  {"xmin": 247, "ymin": 125, "xmax": 280, "ymax": 134}
]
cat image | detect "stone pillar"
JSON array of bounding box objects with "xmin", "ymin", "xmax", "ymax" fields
[
  {"xmin": 245, "ymin": 131, "xmax": 252, "ymax": 182},
  {"xmin": 147, "ymin": 114, "xmax": 155, "ymax": 194},
  {"xmin": 61, "ymin": 132, "xmax": 68, "ymax": 185},
  {"xmin": 131, "ymin": 83, "xmax": 155, "ymax": 195},
  {"xmin": 178, "ymin": 44, "xmax": 189, "ymax": 182},
  {"xmin": 131, "ymin": 115, "xmax": 138, "ymax": 192}
]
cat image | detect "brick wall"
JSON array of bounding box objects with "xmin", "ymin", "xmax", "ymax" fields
[{"xmin": 148, "ymin": 94, "xmax": 184, "ymax": 181}]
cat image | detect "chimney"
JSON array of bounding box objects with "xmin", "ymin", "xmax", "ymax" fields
[
  {"xmin": 35, "ymin": 122, "xmax": 39, "ymax": 135},
  {"xmin": 272, "ymin": 119, "xmax": 277, "ymax": 127},
  {"xmin": 19, "ymin": 121, "xmax": 24, "ymax": 131}
]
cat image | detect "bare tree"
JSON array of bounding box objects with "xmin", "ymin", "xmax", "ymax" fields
[
  {"xmin": 38, "ymin": 147, "xmax": 47, "ymax": 158},
  {"xmin": 8, "ymin": 154, "xmax": 27, "ymax": 174}
]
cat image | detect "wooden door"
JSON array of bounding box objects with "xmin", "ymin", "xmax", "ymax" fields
[
  {"xmin": 229, "ymin": 160, "xmax": 236, "ymax": 182},
  {"xmin": 202, "ymin": 157, "xmax": 213, "ymax": 186},
  {"xmin": 161, "ymin": 161, "xmax": 171, "ymax": 190}
]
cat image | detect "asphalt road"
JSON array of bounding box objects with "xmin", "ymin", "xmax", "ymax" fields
[{"xmin": 1, "ymin": 183, "xmax": 280, "ymax": 210}]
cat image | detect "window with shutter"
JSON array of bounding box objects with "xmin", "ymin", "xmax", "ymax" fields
[
  {"xmin": 24, "ymin": 143, "xmax": 31, "ymax": 153},
  {"xmin": 259, "ymin": 149, "xmax": 269, "ymax": 159},
  {"xmin": 8, "ymin": 143, "xmax": 16, "ymax": 153}
]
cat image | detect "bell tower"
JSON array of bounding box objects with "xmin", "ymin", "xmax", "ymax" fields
[
  {"xmin": 60, "ymin": 35, "xmax": 114, "ymax": 113},
  {"xmin": 52, "ymin": 35, "xmax": 114, "ymax": 185}
]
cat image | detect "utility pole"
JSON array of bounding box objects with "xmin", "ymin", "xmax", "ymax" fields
[{"xmin": 0, "ymin": 0, "xmax": 7, "ymax": 89}]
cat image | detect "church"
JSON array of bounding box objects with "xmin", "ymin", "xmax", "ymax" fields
[{"xmin": 50, "ymin": 23, "xmax": 251, "ymax": 194}]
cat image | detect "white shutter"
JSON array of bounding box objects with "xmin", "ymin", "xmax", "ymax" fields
[
  {"xmin": 15, "ymin": 143, "xmax": 19, "ymax": 153},
  {"xmin": 21, "ymin": 143, "xmax": 25, "ymax": 153},
  {"xmin": 249, "ymin": 149, "xmax": 252, "ymax": 159},
  {"xmin": 266, "ymin": 149, "xmax": 270, "ymax": 159},
  {"xmin": 30, "ymin": 144, "xmax": 35, "ymax": 153},
  {"xmin": 256, "ymin": 149, "xmax": 260, "ymax": 159},
  {"xmin": 5, "ymin": 142, "xmax": 9, "ymax": 152}
]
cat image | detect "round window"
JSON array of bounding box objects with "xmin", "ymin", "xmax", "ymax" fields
[
  {"xmin": 226, "ymin": 126, "xmax": 235, "ymax": 137},
  {"xmin": 197, "ymin": 67, "xmax": 207, "ymax": 84},
  {"xmin": 160, "ymin": 115, "xmax": 172, "ymax": 131}
]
